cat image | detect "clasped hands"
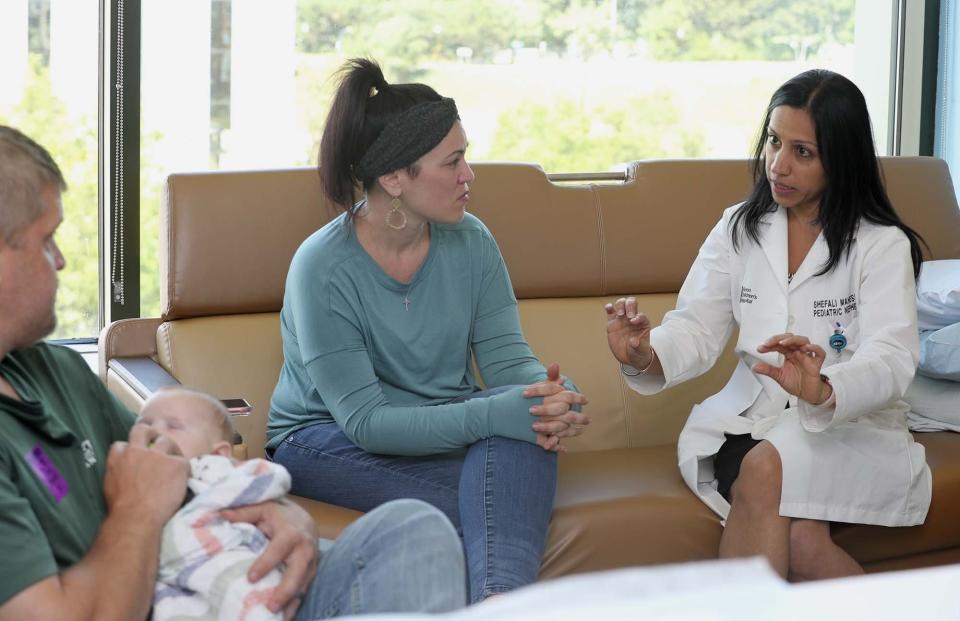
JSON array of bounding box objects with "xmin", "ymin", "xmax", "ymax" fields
[{"xmin": 523, "ymin": 362, "xmax": 590, "ymax": 452}]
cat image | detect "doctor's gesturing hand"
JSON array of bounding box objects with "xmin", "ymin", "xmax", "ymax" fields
[
  {"xmin": 753, "ymin": 333, "xmax": 834, "ymax": 405},
  {"xmin": 604, "ymin": 297, "xmax": 662, "ymax": 376}
]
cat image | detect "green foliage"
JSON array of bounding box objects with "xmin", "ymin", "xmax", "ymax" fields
[
  {"xmin": 0, "ymin": 1, "xmax": 857, "ymax": 339},
  {"xmin": 138, "ymin": 127, "xmax": 165, "ymax": 320},
  {"xmin": 489, "ymin": 93, "xmax": 704, "ymax": 172},
  {"xmin": 636, "ymin": 0, "xmax": 854, "ymax": 61},
  {"xmin": 542, "ymin": 0, "xmax": 618, "ymax": 59},
  {"xmin": 296, "ymin": 0, "xmax": 536, "ymax": 79},
  {"xmin": 295, "ymin": 0, "xmax": 854, "ymax": 66},
  {"xmin": 0, "ymin": 58, "xmax": 99, "ymax": 338},
  {"xmin": 0, "ymin": 59, "xmax": 166, "ymax": 334},
  {"xmin": 296, "ymin": 0, "xmax": 372, "ymax": 55}
]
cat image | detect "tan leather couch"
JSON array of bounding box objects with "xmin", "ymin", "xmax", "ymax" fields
[{"xmin": 99, "ymin": 158, "xmax": 960, "ymax": 579}]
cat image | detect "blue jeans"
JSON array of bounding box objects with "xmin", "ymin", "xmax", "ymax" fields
[
  {"xmin": 295, "ymin": 499, "xmax": 466, "ymax": 618},
  {"xmin": 274, "ymin": 402, "xmax": 557, "ymax": 602}
]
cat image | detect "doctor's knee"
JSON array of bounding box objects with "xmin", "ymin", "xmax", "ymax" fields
[
  {"xmin": 788, "ymin": 519, "xmax": 831, "ymax": 577},
  {"xmin": 731, "ymin": 442, "xmax": 783, "ymax": 509}
]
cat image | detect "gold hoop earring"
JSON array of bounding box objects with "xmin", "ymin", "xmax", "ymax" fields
[{"xmin": 386, "ymin": 196, "xmax": 407, "ymax": 230}]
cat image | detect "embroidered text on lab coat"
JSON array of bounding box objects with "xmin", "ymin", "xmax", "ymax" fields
[{"xmin": 813, "ymin": 294, "xmax": 857, "ymax": 317}]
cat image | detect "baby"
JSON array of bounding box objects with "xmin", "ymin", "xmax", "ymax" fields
[{"xmin": 137, "ymin": 387, "xmax": 291, "ymax": 621}]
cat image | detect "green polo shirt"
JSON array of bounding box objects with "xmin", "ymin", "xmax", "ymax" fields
[{"xmin": 0, "ymin": 343, "xmax": 136, "ymax": 605}]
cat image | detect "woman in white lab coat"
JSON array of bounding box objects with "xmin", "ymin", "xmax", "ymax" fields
[{"xmin": 605, "ymin": 69, "xmax": 929, "ymax": 581}]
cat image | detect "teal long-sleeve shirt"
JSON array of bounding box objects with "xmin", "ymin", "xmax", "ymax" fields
[{"xmin": 267, "ymin": 212, "xmax": 568, "ymax": 456}]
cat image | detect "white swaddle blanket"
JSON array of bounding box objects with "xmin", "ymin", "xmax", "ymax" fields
[{"xmin": 153, "ymin": 455, "xmax": 291, "ymax": 621}]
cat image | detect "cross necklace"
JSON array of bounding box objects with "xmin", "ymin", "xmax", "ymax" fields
[{"xmin": 400, "ymin": 279, "xmax": 414, "ymax": 311}]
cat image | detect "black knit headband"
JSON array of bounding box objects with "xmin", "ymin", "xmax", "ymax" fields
[{"xmin": 356, "ymin": 97, "xmax": 459, "ymax": 180}]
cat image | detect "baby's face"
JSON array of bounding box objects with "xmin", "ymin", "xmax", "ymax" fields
[{"xmin": 138, "ymin": 394, "xmax": 222, "ymax": 460}]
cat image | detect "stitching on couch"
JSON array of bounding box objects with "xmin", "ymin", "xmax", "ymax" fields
[
  {"xmin": 108, "ymin": 319, "xmax": 151, "ymax": 358},
  {"xmin": 591, "ymin": 186, "xmax": 631, "ymax": 441},
  {"xmin": 109, "ymin": 320, "xmax": 139, "ymax": 358},
  {"xmin": 158, "ymin": 323, "xmax": 174, "ymax": 373},
  {"xmin": 617, "ymin": 364, "xmax": 633, "ymax": 445},
  {"xmin": 117, "ymin": 321, "xmax": 140, "ymax": 357},
  {"xmin": 591, "ymin": 184, "xmax": 606, "ymax": 294},
  {"xmin": 105, "ymin": 321, "xmax": 123, "ymax": 358},
  {"xmin": 163, "ymin": 179, "xmax": 175, "ymax": 318}
]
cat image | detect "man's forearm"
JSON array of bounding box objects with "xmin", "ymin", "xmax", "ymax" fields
[
  {"xmin": 62, "ymin": 508, "xmax": 164, "ymax": 620},
  {"xmin": 0, "ymin": 508, "xmax": 164, "ymax": 621}
]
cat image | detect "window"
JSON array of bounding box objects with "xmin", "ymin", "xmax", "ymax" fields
[
  {"xmin": 0, "ymin": 1, "xmax": 941, "ymax": 332},
  {"xmin": 139, "ymin": 0, "xmax": 893, "ymax": 318},
  {"xmin": 0, "ymin": 0, "xmax": 100, "ymax": 339},
  {"xmin": 935, "ymin": 0, "xmax": 960, "ymax": 199}
]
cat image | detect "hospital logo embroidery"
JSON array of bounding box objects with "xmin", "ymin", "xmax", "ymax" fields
[
  {"xmin": 739, "ymin": 286, "xmax": 758, "ymax": 304},
  {"xmin": 80, "ymin": 439, "xmax": 97, "ymax": 468},
  {"xmin": 25, "ymin": 444, "xmax": 69, "ymax": 502}
]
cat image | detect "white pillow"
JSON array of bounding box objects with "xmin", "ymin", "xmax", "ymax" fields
[
  {"xmin": 916, "ymin": 260, "xmax": 960, "ymax": 331},
  {"xmin": 904, "ymin": 373, "xmax": 960, "ymax": 427},
  {"xmin": 918, "ymin": 323, "xmax": 960, "ymax": 381}
]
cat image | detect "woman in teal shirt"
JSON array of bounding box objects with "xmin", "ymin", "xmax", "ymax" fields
[{"xmin": 267, "ymin": 58, "xmax": 589, "ymax": 603}]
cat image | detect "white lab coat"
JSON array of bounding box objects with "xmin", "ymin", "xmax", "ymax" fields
[{"xmin": 626, "ymin": 204, "xmax": 931, "ymax": 527}]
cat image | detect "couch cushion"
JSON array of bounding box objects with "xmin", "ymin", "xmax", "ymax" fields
[
  {"xmin": 833, "ymin": 432, "xmax": 960, "ymax": 563},
  {"xmin": 287, "ymin": 495, "xmax": 363, "ymax": 541},
  {"xmin": 541, "ymin": 445, "xmax": 722, "ymax": 578},
  {"xmin": 469, "ymin": 164, "xmax": 606, "ymax": 298},
  {"xmin": 157, "ymin": 313, "xmax": 283, "ymax": 458},
  {"xmin": 285, "ymin": 444, "xmax": 726, "ymax": 579},
  {"xmin": 601, "ymin": 159, "xmax": 753, "ymax": 294},
  {"xmin": 162, "ymin": 169, "xmax": 330, "ymax": 320},
  {"xmin": 880, "ymin": 157, "xmax": 960, "ymax": 260},
  {"xmin": 517, "ymin": 296, "xmax": 739, "ymax": 451},
  {"xmin": 545, "ymin": 433, "xmax": 960, "ymax": 577},
  {"xmin": 470, "ymin": 160, "xmax": 757, "ymax": 299}
]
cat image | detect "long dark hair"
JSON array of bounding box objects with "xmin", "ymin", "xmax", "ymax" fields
[
  {"xmin": 731, "ymin": 69, "xmax": 925, "ymax": 277},
  {"xmin": 318, "ymin": 58, "xmax": 443, "ymax": 214}
]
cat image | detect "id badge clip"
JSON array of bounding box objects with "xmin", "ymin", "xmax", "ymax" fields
[{"xmin": 829, "ymin": 321, "xmax": 847, "ymax": 355}]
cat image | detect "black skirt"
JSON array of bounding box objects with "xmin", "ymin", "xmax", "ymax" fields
[{"xmin": 714, "ymin": 433, "xmax": 762, "ymax": 501}]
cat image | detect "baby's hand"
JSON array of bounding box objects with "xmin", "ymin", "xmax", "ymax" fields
[{"xmin": 130, "ymin": 421, "xmax": 182, "ymax": 456}]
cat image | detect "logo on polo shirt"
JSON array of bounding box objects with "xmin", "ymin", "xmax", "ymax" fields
[
  {"xmin": 80, "ymin": 439, "xmax": 97, "ymax": 468},
  {"xmin": 25, "ymin": 444, "xmax": 69, "ymax": 502}
]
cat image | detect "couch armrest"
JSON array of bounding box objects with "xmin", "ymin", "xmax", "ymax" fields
[
  {"xmin": 108, "ymin": 356, "xmax": 181, "ymax": 399},
  {"xmin": 108, "ymin": 356, "xmax": 245, "ymax": 446},
  {"xmin": 98, "ymin": 317, "xmax": 164, "ymax": 380}
]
